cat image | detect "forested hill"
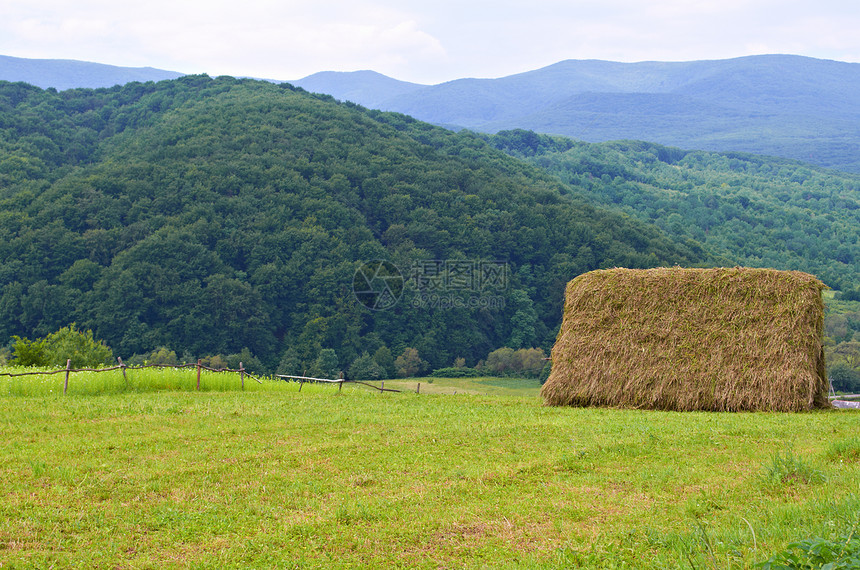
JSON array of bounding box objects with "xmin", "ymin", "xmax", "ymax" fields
[
  {"xmin": 487, "ymin": 130, "xmax": 860, "ymax": 292},
  {"xmin": 0, "ymin": 76, "xmax": 702, "ymax": 372}
]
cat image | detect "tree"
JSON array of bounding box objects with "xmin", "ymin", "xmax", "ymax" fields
[
  {"xmin": 225, "ymin": 348, "xmax": 266, "ymax": 374},
  {"xmin": 485, "ymin": 347, "xmax": 516, "ymax": 375},
  {"xmin": 201, "ymin": 354, "xmax": 228, "ymax": 370},
  {"xmin": 310, "ymin": 348, "xmax": 340, "ymax": 379},
  {"xmin": 372, "ymin": 346, "xmax": 396, "ymax": 379},
  {"xmin": 839, "ymin": 288, "xmax": 860, "ymax": 302},
  {"xmin": 834, "ymin": 341, "xmax": 860, "ymax": 369},
  {"xmin": 348, "ymin": 352, "xmax": 384, "ymax": 381},
  {"xmin": 277, "ymin": 348, "xmax": 302, "ymax": 376},
  {"xmin": 507, "ymin": 290, "xmax": 538, "ymax": 349},
  {"xmin": 539, "ymin": 361, "xmax": 552, "ymax": 385},
  {"xmin": 484, "ymin": 347, "xmax": 546, "ymax": 377},
  {"xmin": 147, "ymin": 347, "xmax": 178, "ymax": 366},
  {"xmin": 394, "ymin": 347, "xmax": 426, "ymax": 378},
  {"xmin": 829, "ymin": 361, "xmax": 860, "ymax": 393}
]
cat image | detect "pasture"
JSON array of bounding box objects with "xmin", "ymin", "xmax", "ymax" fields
[{"xmin": 0, "ymin": 369, "xmax": 858, "ymax": 568}]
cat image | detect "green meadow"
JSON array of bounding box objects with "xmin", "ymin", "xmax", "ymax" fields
[{"xmin": 1, "ymin": 370, "xmax": 858, "ymax": 568}]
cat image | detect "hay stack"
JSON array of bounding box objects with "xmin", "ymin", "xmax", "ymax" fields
[{"xmin": 541, "ymin": 267, "xmax": 830, "ymax": 412}]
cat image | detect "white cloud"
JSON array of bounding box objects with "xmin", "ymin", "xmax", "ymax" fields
[{"xmin": 0, "ymin": 0, "xmax": 858, "ymax": 83}]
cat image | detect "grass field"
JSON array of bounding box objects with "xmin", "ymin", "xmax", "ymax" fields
[
  {"xmin": 383, "ymin": 376, "xmax": 543, "ymax": 396},
  {"xmin": 1, "ymin": 370, "xmax": 858, "ymax": 568}
]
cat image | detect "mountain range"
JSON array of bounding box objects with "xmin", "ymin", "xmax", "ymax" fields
[
  {"xmin": 3, "ymin": 53, "xmax": 858, "ymax": 171},
  {"xmin": 291, "ymin": 55, "xmax": 860, "ymax": 172},
  {"xmin": 292, "ymin": 55, "xmax": 860, "ymax": 171}
]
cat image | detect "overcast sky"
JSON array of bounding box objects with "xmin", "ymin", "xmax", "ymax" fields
[{"xmin": 1, "ymin": 0, "xmax": 859, "ymax": 84}]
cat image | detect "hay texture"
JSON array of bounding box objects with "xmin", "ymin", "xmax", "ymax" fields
[{"xmin": 541, "ymin": 267, "xmax": 829, "ymax": 412}]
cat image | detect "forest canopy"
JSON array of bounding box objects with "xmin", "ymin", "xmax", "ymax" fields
[
  {"xmin": 0, "ymin": 76, "xmax": 703, "ymax": 373},
  {"xmin": 487, "ymin": 130, "xmax": 860, "ymax": 291}
]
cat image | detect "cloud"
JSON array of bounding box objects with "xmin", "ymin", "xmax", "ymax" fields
[
  {"xmin": 0, "ymin": 0, "xmax": 448, "ymax": 80},
  {"xmin": 0, "ymin": 0, "xmax": 857, "ymax": 83}
]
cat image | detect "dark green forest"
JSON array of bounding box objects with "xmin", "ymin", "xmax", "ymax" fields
[
  {"xmin": 0, "ymin": 76, "xmax": 702, "ymax": 374},
  {"xmin": 488, "ymin": 130, "xmax": 860, "ymax": 291}
]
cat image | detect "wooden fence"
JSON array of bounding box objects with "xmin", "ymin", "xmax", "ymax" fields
[
  {"xmin": 1, "ymin": 361, "xmax": 421, "ymax": 395},
  {"xmin": 0, "ymin": 358, "xmax": 261, "ymax": 394},
  {"xmin": 275, "ymin": 374, "xmax": 414, "ymax": 393}
]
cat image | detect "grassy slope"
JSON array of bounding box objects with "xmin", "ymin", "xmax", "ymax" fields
[{"xmin": 1, "ymin": 385, "xmax": 858, "ymax": 568}]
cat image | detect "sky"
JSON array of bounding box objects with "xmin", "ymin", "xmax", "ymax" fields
[{"xmin": 1, "ymin": 0, "xmax": 859, "ymax": 85}]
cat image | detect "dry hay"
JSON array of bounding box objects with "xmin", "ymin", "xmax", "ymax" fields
[{"xmin": 541, "ymin": 267, "xmax": 830, "ymax": 412}]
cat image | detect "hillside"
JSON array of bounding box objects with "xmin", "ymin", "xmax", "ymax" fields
[
  {"xmin": 0, "ymin": 76, "xmax": 702, "ymax": 372},
  {"xmin": 293, "ymin": 55, "xmax": 860, "ymax": 172},
  {"xmin": 487, "ymin": 130, "xmax": 860, "ymax": 292},
  {"xmin": 0, "ymin": 54, "xmax": 184, "ymax": 90}
]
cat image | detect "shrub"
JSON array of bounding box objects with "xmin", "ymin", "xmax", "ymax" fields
[
  {"xmin": 485, "ymin": 347, "xmax": 547, "ymax": 378},
  {"xmin": 757, "ymin": 533, "xmax": 860, "ymax": 569},
  {"xmin": 12, "ymin": 324, "xmax": 113, "ymax": 368}
]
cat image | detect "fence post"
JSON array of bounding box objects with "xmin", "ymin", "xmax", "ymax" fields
[
  {"xmin": 63, "ymin": 359, "xmax": 71, "ymax": 395},
  {"xmin": 118, "ymin": 357, "xmax": 128, "ymax": 388},
  {"xmin": 417, "ymin": 382, "xmax": 420, "ymax": 394},
  {"xmin": 240, "ymin": 362, "xmax": 244, "ymax": 391},
  {"xmin": 197, "ymin": 359, "xmax": 201, "ymax": 391}
]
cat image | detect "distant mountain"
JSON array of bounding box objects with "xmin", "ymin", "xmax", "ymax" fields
[
  {"xmin": 289, "ymin": 70, "xmax": 425, "ymax": 109},
  {"xmin": 292, "ymin": 55, "xmax": 860, "ymax": 172},
  {"xmin": 0, "ymin": 55, "xmax": 184, "ymax": 90}
]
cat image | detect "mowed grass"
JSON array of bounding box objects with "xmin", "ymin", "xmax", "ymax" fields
[
  {"xmin": 0, "ymin": 375, "xmax": 858, "ymax": 568},
  {"xmin": 383, "ymin": 376, "xmax": 542, "ymax": 396}
]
